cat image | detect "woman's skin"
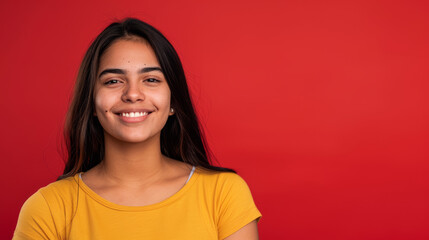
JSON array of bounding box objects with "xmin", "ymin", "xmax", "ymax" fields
[{"xmin": 81, "ymin": 38, "xmax": 258, "ymax": 239}]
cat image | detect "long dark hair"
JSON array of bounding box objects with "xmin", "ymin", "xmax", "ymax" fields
[{"xmin": 59, "ymin": 18, "xmax": 234, "ymax": 180}]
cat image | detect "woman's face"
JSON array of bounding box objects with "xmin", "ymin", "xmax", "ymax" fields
[{"xmin": 94, "ymin": 38, "xmax": 172, "ymax": 144}]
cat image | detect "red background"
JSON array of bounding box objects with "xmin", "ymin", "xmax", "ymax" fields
[{"xmin": 1, "ymin": 0, "xmax": 428, "ymax": 239}]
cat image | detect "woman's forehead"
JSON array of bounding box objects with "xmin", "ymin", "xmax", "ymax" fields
[{"xmin": 98, "ymin": 39, "xmax": 160, "ymax": 72}]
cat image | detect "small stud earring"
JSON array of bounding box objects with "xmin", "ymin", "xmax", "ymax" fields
[{"xmin": 170, "ymin": 108, "xmax": 174, "ymax": 113}]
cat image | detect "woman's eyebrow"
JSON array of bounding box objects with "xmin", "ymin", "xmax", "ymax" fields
[
  {"xmin": 139, "ymin": 67, "xmax": 162, "ymax": 73},
  {"xmin": 98, "ymin": 67, "xmax": 163, "ymax": 78}
]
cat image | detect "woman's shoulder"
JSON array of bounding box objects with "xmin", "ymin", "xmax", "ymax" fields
[
  {"xmin": 195, "ymin": 167, "xmax": 243, "ymax": 181},
  {"xmin": 19, "ymin": 175, "xmax": 79, "ymax": 219},
  {"xmin": 14, "ymin": 175, "xmax": 79, "ymax": 239},
  {"xmin": 193, "ymin": 167, "xmax": 262, "ymax": 239},
  {"xmin": 19, "ymin": 175, "xmax": 79, "ymax": 216},
  {"xmin": 194, "ymin": 167, "xmax": 252, "ymax": 193},
  {"xmin": 37, "ymin": 174, "xmax": 80, "ymax": 200}
]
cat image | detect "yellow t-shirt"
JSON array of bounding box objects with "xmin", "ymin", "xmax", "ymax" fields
[{"xmin": 13, "ymin": 168, "xmax": 261, "ymax": 240}]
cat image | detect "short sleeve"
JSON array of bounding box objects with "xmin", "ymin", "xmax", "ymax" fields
[
  {"xmin": 13, "ymin": 190, "xmax": 59, "ymax": 240},
  {"xmin": 215, "ymin": 173, "xmax": 262, "ymax": 239}
]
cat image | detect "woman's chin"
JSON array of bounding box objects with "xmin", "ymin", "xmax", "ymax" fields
[{"xmin": 104, "ymin": 131, "xmax": 159, "ymax": 145}]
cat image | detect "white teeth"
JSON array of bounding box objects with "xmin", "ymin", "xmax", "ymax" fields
[{"xmin": 120, "ymin": 112, "xmax": 148, "ymax": 117}]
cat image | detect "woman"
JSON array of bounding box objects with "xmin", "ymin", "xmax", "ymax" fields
[{"xmin": 14, "ymin": 18, "xmax": 261, "ymax": 240}]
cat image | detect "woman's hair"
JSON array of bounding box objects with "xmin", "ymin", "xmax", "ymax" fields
[{"xmin": 59, "ymin": 18, "xmax": 234, "ymax": 180}]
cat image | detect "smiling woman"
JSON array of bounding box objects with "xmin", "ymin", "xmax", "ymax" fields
[
  {"xmin": 13, "ymin": 18, "xmax": 261, "ymax": 240},
  {"xmin": 94, "ymin": 39, "xmax": 172, "ymax": 144}
]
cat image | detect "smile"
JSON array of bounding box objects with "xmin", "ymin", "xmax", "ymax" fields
[
  {"xmin": 115, "ymin": 110, "xmax": 153, "ymax": 123},
  {"xmin": 119, "ymin": 112, "xmax": 149, "ymax": 117}
]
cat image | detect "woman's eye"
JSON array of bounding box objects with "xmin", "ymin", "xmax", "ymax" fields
[
  {"xmin": 104, "ymin": 79, "xmax": 120, "ymax": 85},
  {"xmin": 145, "ymin": 78, "xmax": 160, "ymax": 83}
]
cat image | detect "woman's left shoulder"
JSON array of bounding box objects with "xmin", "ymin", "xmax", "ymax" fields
[
  {"xmin": 194, "ymin": 168, "xmax": 253, "ymax": 193},
  {"xmin": 194, "ymin": 168, "xmax": 262, "ymax": 239}
]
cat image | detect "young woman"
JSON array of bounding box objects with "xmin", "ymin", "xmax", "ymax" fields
[{"xmin": 14, "ymin": 18, "xmax": 261, "ymax": 240}]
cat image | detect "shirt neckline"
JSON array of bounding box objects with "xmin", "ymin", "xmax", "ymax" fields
[{"xmin": 74, "ymin": 166, "xmax": 199, "ymax": 212}]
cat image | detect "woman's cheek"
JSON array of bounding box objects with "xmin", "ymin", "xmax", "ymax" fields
[
  {"xmin": 94, "ymin": 90, "xmax": 113, "ymax": 118},
  {"xmin": 161, "ymin": 88, "xmax": 172, "ymax": 107}
]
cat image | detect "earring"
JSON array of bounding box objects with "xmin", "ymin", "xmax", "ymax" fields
[{"xmin": 170, "ymin": 108, "xmax": 174, "ymax": 113}]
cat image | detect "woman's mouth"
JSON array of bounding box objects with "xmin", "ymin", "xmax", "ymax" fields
[
  {"xmin": 116, "ymin": 111, "xmax": 152, "ymax": 123},
  {"xmin": 118, "ymin": 112, "xmax": 149, "ymax": 117}
]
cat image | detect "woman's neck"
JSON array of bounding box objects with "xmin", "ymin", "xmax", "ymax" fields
[{"xmin": 98, "ymin": 132, "xmax": 167, "ymax": 186}]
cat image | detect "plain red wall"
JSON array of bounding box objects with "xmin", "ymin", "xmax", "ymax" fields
[{"xmin": 1, "ymin": 0, "xmax": 428, "ymax": 239}]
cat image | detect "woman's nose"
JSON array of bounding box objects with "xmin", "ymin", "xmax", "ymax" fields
[{"xmin": 121, "ymin": 82, "xmax": 144, "ymax": 103}]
